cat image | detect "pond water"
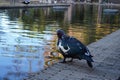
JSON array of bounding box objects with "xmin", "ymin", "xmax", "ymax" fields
[{"xmin": 0, "ymin": 4, "xmax": 120, "ymax": 80}]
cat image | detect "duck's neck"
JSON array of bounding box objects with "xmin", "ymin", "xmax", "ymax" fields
[{"xmin": 58, "ymin": 34, "xmax": 69, "ymax": 40}]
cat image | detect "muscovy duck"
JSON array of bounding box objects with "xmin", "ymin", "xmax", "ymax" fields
[{"xmin": 56, "ymin": 29, "xmax": 94, "ymax": 68}]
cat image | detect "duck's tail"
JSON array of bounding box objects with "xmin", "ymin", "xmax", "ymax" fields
[{"xmin": 82, "ymin": 54, "xmax": 94, "ymax": 62}]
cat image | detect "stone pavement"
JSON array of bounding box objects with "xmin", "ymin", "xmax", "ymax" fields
[{"xmin": 24, "ymin": 29, "xmax": 120, "ymax": 80}]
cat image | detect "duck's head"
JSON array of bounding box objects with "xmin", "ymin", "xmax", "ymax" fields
[{"xmin": 56, "ymin": 29, "xmax": 65, "ymax": 39}]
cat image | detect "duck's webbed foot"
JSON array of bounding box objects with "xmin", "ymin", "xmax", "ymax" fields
[{"xmin": 59, "ymin": 57, "xmax": 66, "ymax": 63}]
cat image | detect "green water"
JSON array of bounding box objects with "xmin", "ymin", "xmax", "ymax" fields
[{"xmin": 0, "ymin": 4, "xmax": 120, "ymax": 80}]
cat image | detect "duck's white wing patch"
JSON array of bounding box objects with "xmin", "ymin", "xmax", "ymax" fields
[
  {"xmin": 58, "ymin": 42, "xmax": 70, "ymax": 53},
  {"xmin": 85, "ymin": 51, "xmax": 90, "ymax": 56}
]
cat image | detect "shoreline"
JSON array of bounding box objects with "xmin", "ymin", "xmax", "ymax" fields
[
  {"xmin": 0, "ymin": 2, "xmax": 120, "ymax": 9},
  {"xmin": 24, "ymin": 29, "xmax": 120, "ymax": 80},
  {"xmin": 0, "ymin": 3, "xmax": 70, "ymax": 9}
]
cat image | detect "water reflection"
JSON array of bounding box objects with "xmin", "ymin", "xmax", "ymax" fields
[
  {"xmin": 0, "ymin": 45, "xmax": 44, "ymax": 80},
  {"xmin": 0, "ymin": 4, "xmax": 120, "ymax": 80}
]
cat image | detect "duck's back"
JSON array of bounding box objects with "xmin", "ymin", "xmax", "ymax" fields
[{"xmin": 60, "ymin": 36, "xmax": 87, "ymax": 56}]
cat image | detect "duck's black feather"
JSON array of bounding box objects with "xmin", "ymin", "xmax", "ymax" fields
[
  {"xmin": 57, "ymin": 29, "xmax": 94, "ymax": 67},
  {"xmin": 58, "ymin": 35, "xmax": 88, "ymax": 57}
]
